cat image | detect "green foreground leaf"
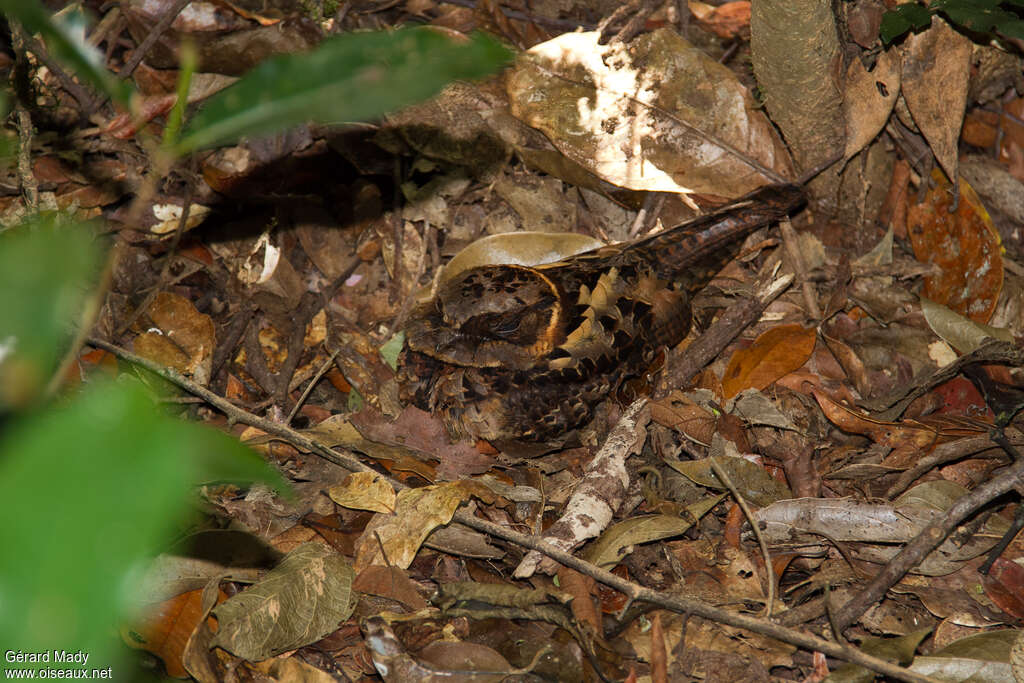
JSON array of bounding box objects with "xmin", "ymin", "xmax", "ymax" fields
[
  {"xmin": 0, "ymin": 379, "xmax": 288, "ymax": 672},
  {"xmin": 0, "ymin": 1, "xmax": 132, "ymax": 104},
  {"xmin": 0, "ymin": 214, "xmax": 102, "ymax": 411},
  {"xmin": 177, "ymin": 26, "xmax": 512, "ymax": 153}
]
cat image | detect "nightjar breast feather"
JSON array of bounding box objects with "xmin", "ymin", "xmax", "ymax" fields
[{"xmin": 398, "ymin": 183, "xmax": 806, "ymax": 442}]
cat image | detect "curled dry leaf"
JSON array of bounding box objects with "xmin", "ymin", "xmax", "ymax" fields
[
  {"xmin": 907, "ymin": 171, "xmax": 1003, "ymax": 324},
  {"xmin": 899, "ymin": 17, "xmax": 971, "ymax": 183},
  {"xmin": 507, "ymin": 29, "xmax": 792, "ymax": 199},
  {"xmin": 123, "ymin": 587, "xmax": 225, "ymax": 678},
  {"xmin": 440, "ymin": 231, "xmax": 604, "ymax": 285},
  {"xmin": 688, "ymin": 1, "xmax": 752, "ymax": 40},
  {"xmin": 921, "ymin": 297, "xmax": 1013, "ymax": 354},
  {"xmin": 811, "ymin": 389, "xmax": 972, "ymax": 470}
]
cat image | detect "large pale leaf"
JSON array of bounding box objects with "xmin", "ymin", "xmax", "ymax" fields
[
  {"xmin": 211, "ymin": 543, "xmax": 356, "ymax": 661},
  {"xmin": 507, "ymin": 29, "xmax": 792, "ymax": 197}
]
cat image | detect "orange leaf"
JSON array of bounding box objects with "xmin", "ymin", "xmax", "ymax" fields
[
  {"xmin": 722, "ymin": 325, "xmax": 816, "ymax": 399},
  {"xmin": 123, "ymin": 588, "xmax": 225, "ymax": 678},
  {"xmin": 906, "ymin": 171, "xmax": 1003, "ymax": 323},
  {"xmin": 982, "ymin": 558, "xmax": 1024, "ymax": 620}
]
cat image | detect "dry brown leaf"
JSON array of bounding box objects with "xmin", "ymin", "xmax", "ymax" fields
[
  {"xmin": 721, "ymin": 324, "xmax": 816, "ymax": 399},
  {"xmin": 352, "ymin": 483, "xmax": 471, "ymax": 573},
  {"xmin": 123, "ymin": 587, "xmax": 225, "ymax": 678},
  {"xmin": 134, "ymin": 292, "xmax": 216, "ymax": 384},
  {"xmin": 649, "ymin": 390, "xmax": 718, "ymax": 443},
  {"xmin": 843, "ymin": 48, "xmax": 899, "ymax": 161},
  {"xmin": 353, "ymin": 565, "xmax": 428, "ymax": 610},
  {"xmin": 688, "ymin": 1, "xmax": 751, "ymax": 40},
  {"xmin": 900, "ymin": 17, "xmax": 971, "ymax": 182},
  {"xmin": 328, "ymin": 472, "xmax": 397, "ymax": 514}
]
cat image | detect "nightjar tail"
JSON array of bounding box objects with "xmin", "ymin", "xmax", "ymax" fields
[{"xmin": 610, "ymin": 183, "xmax": 806, "ymax": 293}]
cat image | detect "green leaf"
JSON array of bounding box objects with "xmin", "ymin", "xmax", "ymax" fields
[
  {"xmin": 0, "ymin": 2, "xmax": 132, "ymax": 105},
  {"xmin": 0, "ymin": 214, "xmax": 103, "ymax": 410},
  {"xmin": 177, "ymin": 27, "xmax": 512, "ymax": 154},
  {"xmin": 996, "ymin": 17, "xmax": 1024, "ymax": 37},
  {"xmin": 0, "ymin": 379, "xmax": 288, "ymax": 672},
  {"xmin": 942, "ymin": 4, "xmax": 1017, "ymax": 32},
  {"xmin": 880, "ymin": 3, "xmax": 934, "ymax": 43},
  {"xmin": 378, "ymin": 331, "xmax": 405, "ymax": 371}
]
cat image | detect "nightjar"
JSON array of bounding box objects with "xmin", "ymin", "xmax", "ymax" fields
[{"xmin": 398, "ymin": 183, "xmax": 805, "ymax": 441}]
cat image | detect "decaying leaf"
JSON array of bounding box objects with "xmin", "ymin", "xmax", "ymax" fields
[
  {"xmin": 899, "ymin": 17, "xmax": 971, "ymax": 183},
  {"xmin": 667, "ymin": 455, "xmax": 792, "ymax": 507},
  {"xmin": 211, "ymin": 543, "xmax": 356, "ymax": 661},
  {"xmin": 581, "ymin": 495, "xmax": 724, "ymax": 568},
  {"xmin": 353, "ymin": 483, "xmax": 471, "ymax": 573},
  {"xmin": 507, "ymin": 29, "xmax": 792, "ymax": 199},
  {"xmin": 907, "ymin": 172, "xmax": 1003, "ymax": 324}
]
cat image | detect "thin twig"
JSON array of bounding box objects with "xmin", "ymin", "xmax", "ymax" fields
[
  {"xmin": 86, "ymin": 338, "xmax": 377, "ymax": 475},
  {"xmin": 120, "ymin": 0, "xmax": 193, "ymax": 78},
  {"xmin": 10, "ymin": 23, "xmax": 39, "ymax": 210},
  {"xmin": 285, "ymin": 350, "xmax": 338, "ymax": 426},
  {"xmin": 450, "ymin": 509, "xmax": 941, "ymax": 683},
  {"xmin": 709, "ymin": 457, "xmax": 776, "ymax": 618},
  {"xmin": 885, "ymin": 435, "xmax": 1014, "ymax": 499},
  {"xmin": 18, "ymin": 31, "xmax": 96, "ymax": 114}
]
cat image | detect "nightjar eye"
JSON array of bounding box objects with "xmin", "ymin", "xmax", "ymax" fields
[
  {"xmin": 490, "ymin": 316, "xmax": 522, "ymax": 338},
  {"xmin": 462, "ymin": 312, "xmax": 523, "ymax": 340}
]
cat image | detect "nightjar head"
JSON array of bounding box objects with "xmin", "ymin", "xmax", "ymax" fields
[{"xmin": 405, "ymin": 264, "xmax": 564, "ymax": 368}]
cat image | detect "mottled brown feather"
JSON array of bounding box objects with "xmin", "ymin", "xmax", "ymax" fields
[{"xmin": 398, "ymin": 184, "xmax": 805, "ymax": 441}]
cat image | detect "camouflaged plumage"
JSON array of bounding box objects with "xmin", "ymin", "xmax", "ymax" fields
[{"xmin": 399, "ymin": 184, "xmax": 805, "ymax": 441}]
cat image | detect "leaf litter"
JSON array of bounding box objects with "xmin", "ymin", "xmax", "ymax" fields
[{"xmin": 8, "ymin": 0, "xmax": 1024, "ymax": 680}]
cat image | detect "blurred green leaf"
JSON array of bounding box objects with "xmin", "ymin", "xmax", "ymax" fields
[
  {"xmin": 177, "ymin": 26, "xmax": 512, "ymax": 154},
  {"xmin": 879, "ymin": 3, "xmax": 933, "ymax": 43},
  {"xmin": 0, "ymin": 2, "xmax": 132, "ymax": 104},
  {"xmin": 0, "ymin": 379, "xmax": 289, "ymax": 671},
  {"xmin": 0, "ymin": 214, "xmax": 103, "ymax": 410}
]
